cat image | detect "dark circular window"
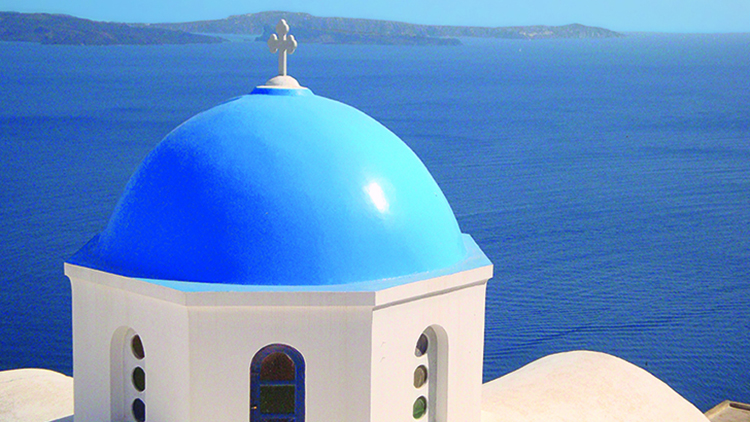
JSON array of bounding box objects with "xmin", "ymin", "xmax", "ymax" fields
[
  {"xmin": 413, "ymin": 365, "xmax": 428, "ymax": 388},
  {"xmin": 413, "ymin": 396, "xmax": 427, "ymax": 419},
  {"xmin": 415, "ymin": 333, "xmax": 428, "ymax": 357},
  {"xmin": 132, "ymin": 367, "xmax": 146, "ymax": 392},
  {"xmin": 132, "ymin": 398, "xmax": 146, "ymax": 422},
  {"xmin": 131, "ymin": 335, "xmax": 145, "ymax": 360}
]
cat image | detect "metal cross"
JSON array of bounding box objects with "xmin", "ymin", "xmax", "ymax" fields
[{"xmin": 267, "ymin": 19, "xmax": 298, "ymax": 77}]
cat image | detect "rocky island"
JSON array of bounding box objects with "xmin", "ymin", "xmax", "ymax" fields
[
  {"xmin": 154, "ymin": 11, "xmax": 624, "ymax": 45},
  {"xmin": 0, "ymin": 10, "xmax": 623, "ymax": 46},
  {"xmin": 0, "ymin": 12, "xmax": 225, "ymax": 45}
]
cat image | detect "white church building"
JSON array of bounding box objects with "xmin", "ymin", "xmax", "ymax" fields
[
  {"xmin": 65, "ymin": 19, "xmax": 490, "ymax": 422},
  {"xmin": 60, "ymin": 20, "xmax": 719, "ymax": 422}
]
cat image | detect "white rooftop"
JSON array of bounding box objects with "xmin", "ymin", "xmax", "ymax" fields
[{"xmin": 481, "ymin": 350, "xmax": 711, "ymax": 422}]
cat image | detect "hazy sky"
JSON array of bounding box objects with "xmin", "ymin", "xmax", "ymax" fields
[{"xmin": 1, "ymin": 0, "xmax": 749, "ymax": 33}]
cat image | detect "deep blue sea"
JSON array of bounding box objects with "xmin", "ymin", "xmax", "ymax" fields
[{"xmin": 1, "ymin": 34, "xmax": 748, "ymax": 411}]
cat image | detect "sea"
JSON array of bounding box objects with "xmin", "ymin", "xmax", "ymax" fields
[{"xmin": 0, "ymin": 33, "xmax": 748, "ymax": 411}]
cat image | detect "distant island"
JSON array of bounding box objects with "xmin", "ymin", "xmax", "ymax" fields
[
  {"xmin": 151, "ymin": 11, "xmax": 624, "ymax": 45},
  {"xmin": 0, "ymin": 12, "xmax": 225, "ymax": 45},
  {"xmin": 0, "ymin": 10, "xmax": 624, "ymax": 46}
]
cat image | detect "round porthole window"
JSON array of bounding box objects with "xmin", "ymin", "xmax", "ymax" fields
[
  {"xmin": 132, "ymin": 398, "xmax": 146, "ymax": 422},
  {"xmin": 132, "ymin": 367, "xmax": 146, "ymax": 392},
  {"xmin": 415, "ymin": 334, "xmax": 428, "ymax": 357},
  {"xmin": 413, "ymin": 365, "xmax": 428, "ymax": 388},
  {"xmin": 131, "ymin": 335, "xmax": 145, "ymax": 360},
  {"xmin": 413, "ymin": 396, "xmax": 427, "ymax": 419}
]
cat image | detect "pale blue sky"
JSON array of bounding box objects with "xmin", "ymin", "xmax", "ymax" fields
[{"xmin": 1, "ymin": 0, "xmax": 749, "ymax": 33}]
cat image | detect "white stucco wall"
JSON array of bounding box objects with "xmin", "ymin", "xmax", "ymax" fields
[
  {"xmin": 186, "ymin": 304, "xmax": 373, "ymax": 422},
  {"xmin": 69, "ymin": 273, "xmax": 190, "ymax": 422},
  {"xmin": 371, "ymin": 279, "xmax": 488, "ymax": 422},
  {"xmin": 66, "ymin": 253, "xmax": 492, "ymax": 422}
]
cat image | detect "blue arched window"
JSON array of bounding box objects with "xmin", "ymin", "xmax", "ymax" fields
[{"xmin": 250, "ymin": 344, "xmax": 305, "ymax": 422}]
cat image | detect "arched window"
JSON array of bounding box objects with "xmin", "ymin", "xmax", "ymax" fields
[
  {"xmin": 412, "ymin": 326, "xmax": 448, "ymax": 422},
  {"xmin": 250, "ymin": 344, "xmax": 305, "ymax": 422},
  {"xmin": 111, "ymin": 327, "xmax": 147, "ymax": 422}
]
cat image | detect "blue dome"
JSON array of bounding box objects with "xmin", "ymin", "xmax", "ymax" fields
[{"xmin": 70, "ymin": 87, "xmax": 467, "ymax": 286}]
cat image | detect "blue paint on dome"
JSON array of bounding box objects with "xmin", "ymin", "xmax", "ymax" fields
[{"xmin": 69, "ymin": 88, "xmax": 467, "ymax": 286}]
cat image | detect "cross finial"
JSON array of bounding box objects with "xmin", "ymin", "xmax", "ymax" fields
[{"xmin": 267, "ymin": 19, "xmax": 297, "ymax": 77}]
